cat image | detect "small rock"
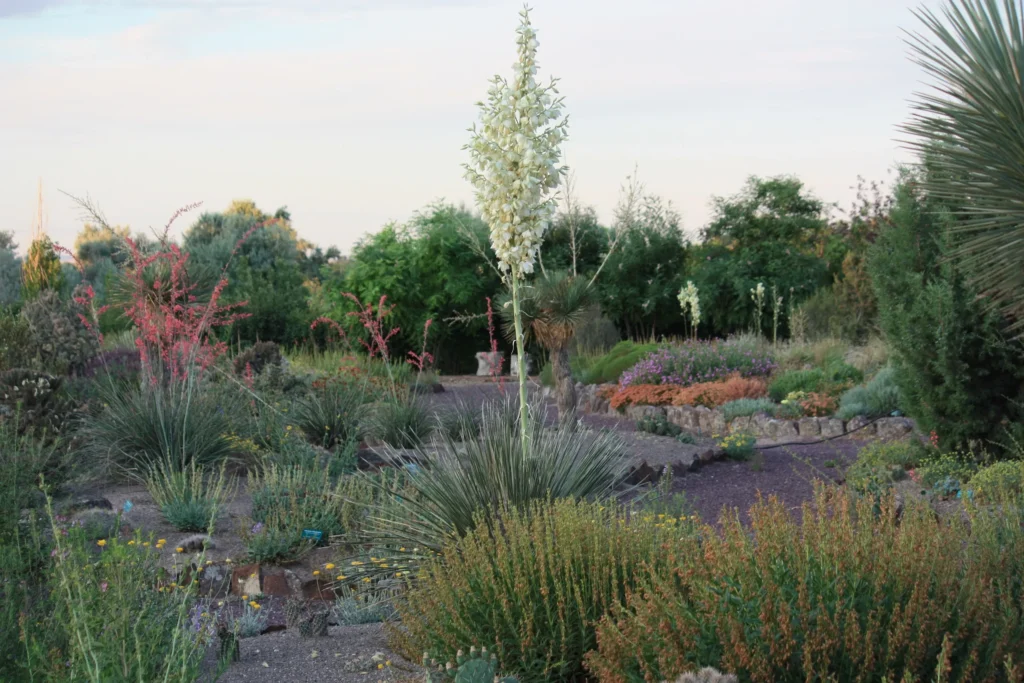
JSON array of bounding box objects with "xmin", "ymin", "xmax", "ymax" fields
[
  {"xmin": 72, "ymin": 509, "xmax": 118, "ymax": 541},
  {"xmin": 797, "ymin": 418, "xmax": 820, "ymax": 437},
  {"xmin": 819, "ymin": 418, "xmax": 845, "ymax": 438},
  {"xmin": 697, "ymin": 448, "xmax": 718, "ymax": 463},
  {"xmin": 622, "ymin": 462, "xmax": 658, "ymax": 486},
  {"xmin": 179, "ymin": 534, "xmax": 215, "ymax": 552},
  {"xmin": 846, "ymin": 416, "xmax": 876, "ymax": 435},
  {"xmin": 56, "ymin": 496, "xmax": 113, "ymax": 516},
  {"xmin": 231, "ymin": 563, "xmax": 261, "ymax": 596},
  {"xmin": 875, "ymin": 417, "xmax": 914, "ymax": 441}
]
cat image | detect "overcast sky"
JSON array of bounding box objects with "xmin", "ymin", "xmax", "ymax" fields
[{"xmin": 0, "ymin": 0, "xmax": 938, "ymax": 255}]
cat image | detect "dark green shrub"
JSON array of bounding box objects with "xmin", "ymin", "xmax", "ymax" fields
[
  {"xmin": 579, "ymin": 341, "xmax": 659, "ymax": 385},
  {"xmin": 0, "ymin": 308, "xmax": 32, "ymax": 371},
  {"xmin": 22, "ymin": 287, "xmax": 100, "ymax": 375},
  {"xmin": 768, "ymin": 368, "xmax": 826, "ymax": 402},
  {"xmin": 822, "ymin": 359, "xmax": 862, "ymax": 385},
  {"xmin": 868, "ymin": 173, "xmax": 1024, "ymax": 452},
  {"xmin": 233, "ymin": 341, "xmax": 282, "ymax": 376}
]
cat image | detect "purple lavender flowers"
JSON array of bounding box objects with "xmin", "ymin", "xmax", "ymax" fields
[{"xmin": 619, "ymin": 337, "xmax": 775, "ymax": 388}]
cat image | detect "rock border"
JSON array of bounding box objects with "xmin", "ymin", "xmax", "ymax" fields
[{"xmin": 566, "ymin": 383, "xmax": 916, "ymax": 443}]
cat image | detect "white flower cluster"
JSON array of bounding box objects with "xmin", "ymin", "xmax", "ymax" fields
[
  {"xmin": 463, "ymin": 5, "xmax": 569, "ymax": 277},
  {"xmin": 677, "ymin": 280, "xmax": 701, "ymax": 329}
]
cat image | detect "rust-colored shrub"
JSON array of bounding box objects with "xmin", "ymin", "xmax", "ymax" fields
[
  {"xmin": 669, "ymin": 375, "xmax": 767, "ymax": 408},
  {"xmin": 609, "ymin": 384, "xmax": 683, "ymax": 410},
  {"xmin": 586, "ymin": 485, "xmax": 1024, "ymax": 683},
  {"xmin": 610, "ymin": 376, "xmax": 767, "ymax": 411},
  {"xmin": 799, "ymin": 391, "xmax": 838, "ymax": 417}
]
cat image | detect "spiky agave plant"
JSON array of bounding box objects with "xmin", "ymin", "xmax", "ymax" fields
[{"xmin": 903, "ymin": 0, "xmax": 1024, "ymax": 335}]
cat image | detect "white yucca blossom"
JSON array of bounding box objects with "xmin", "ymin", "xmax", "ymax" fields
[
  {"xmin": 677, "ymin": 280, "xmax": 701, "ymax": 330},
  {"xmin": 463, "ymin": 5, "xmax": 569, "ymax": 277}
]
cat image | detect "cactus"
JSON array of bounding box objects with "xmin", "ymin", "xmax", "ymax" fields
[
  {"xmin": 284, "ymin": 597, "xmax": 304, "ymax": 630},
  {"xmin": 216, "ymin": 622, "xmax": 240, "ymax": 663},
  {"xmin": 422, "ymin": 646, "xmax": 520, "ymax": 683},
  {"xmin": 664, "ymin": 667, "xmax": 738, "ymax": 683},
  {"xmin": 297, "ymin": 608, "xmax": 329, "ymax": 638}
]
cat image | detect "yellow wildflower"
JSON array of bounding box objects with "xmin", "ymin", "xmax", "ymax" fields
[
  {"xmin": 313, "ymin": 570, "xmax": 320, "ymax": 576},
  {"xmin": 325, "ymin": 563, "xmax": 335, "ymax": 570},
  {"xmin": 96, "ymin": 539, "xmax": 106, "ymax": 547}
]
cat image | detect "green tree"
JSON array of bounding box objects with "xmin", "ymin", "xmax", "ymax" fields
[
  {"xmin": 691, "ymin": 176, "xmax": 830, "ymax": 337},
  {"xmin": 183, "ymin": 202, "xmax": 311, "ymax": 347},
  {"xmin": 596, "ymin": 194, "xmax": 689, "ymax": 340},
  {"xmin": 22, "ymin": 235, "xmax": 63, "ymax": 300},
  {"xmin": 0, "ymin": 231, "xmax": 21, "ymax": 306},
  {"xmin": 339, "ymin": 205, "xmax": 504, "ymax": 373},
  {"xmin": 869, "ymin": 169, "xmax": 1024, "ymax": 452}
]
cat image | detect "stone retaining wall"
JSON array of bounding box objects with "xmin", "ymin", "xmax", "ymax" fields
[{"xmin": 565, "ymin": 383, "xmax": 916, "ymax": 442}]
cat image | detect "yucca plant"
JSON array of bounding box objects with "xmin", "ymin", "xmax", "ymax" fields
[
  {"xmin": 145, "ymin": 460, "xmax": 237, "ymax": 532},
  {"xmin": 354, "ymin": 396, "xmax": 628, "ymax": 565},
  {"xmin": 498, "ymin": 271, "xmax": 596, "ymax": 426},
  {"xmin": 903, "ymin": 0, "xmax": 1024, "ymax": 335}
]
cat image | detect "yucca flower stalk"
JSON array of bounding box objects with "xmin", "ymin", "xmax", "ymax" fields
[
  {"xmin": 464, "ymin": 4, "xmax": 568, "ymax": 450},
  {"xmin": 677, "ymin": 280, "xmax": 701, "ymax": 341}
]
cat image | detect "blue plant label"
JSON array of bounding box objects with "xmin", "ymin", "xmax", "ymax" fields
[
  {"xmin": 404, "ymin": 463, "xmax": 421, "ymax": 476},
  {"xmin": 122, "ymin": 500, "xmax": 133, "ymax": 513},
  {"xmin": 302, "ymin": 529, "xmax": 323, "ymax": 541}
]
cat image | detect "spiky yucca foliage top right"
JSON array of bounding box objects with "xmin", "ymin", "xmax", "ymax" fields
[{"xmin": 903, "ymin": 0, "xmax": 1024, "ymax": 336}]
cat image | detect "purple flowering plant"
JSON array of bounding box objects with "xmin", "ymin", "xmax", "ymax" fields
[{"xmin": 620, "ymin": 336, "xmax": 775, "ymax": 388}]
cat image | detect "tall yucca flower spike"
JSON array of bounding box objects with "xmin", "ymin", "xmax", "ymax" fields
[
  {"xmin": 464, "ymin": 4, "xmax": 569, "ymax": 277},
  {"xmin": 463, "ymin": 4, "xmax": 568, "ymax": 450}
]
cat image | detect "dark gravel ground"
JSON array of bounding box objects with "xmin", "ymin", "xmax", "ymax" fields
[{"xmin": 433, "ymin": 378, "xmax": 869, "ymax": 523}]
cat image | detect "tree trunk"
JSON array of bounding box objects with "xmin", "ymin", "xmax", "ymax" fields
[{"xmin": 552, "ymin": 344, "xmax": 577, "ymax": 428}]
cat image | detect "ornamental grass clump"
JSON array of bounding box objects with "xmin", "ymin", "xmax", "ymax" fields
[
  {"xmin": 586, "ymin": 485, "xmax": 1024, "ymax": 683},
  {"xmin": 396, "ymin": 498, "xmax": 689, "ymax": 682},
  {"xmin": 620, "ymin": 337, "xmax": 774, "ymax": 388},
  {"xmin": 358, "ymin": 396, "xmax": 627, "ymax": 560},
  {"xmin": 145, "ymin": 460, "xmax": 236, "ymax": 532}
]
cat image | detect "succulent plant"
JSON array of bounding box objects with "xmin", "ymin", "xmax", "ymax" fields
[
  {"xmin": 284, "ymin": 597, "xmax": 304, "ymax": 630},
  {"xmin": 217, "ymin": 622, "xmax": 240, "ymax": 663},
  {"xmin": 664, "ymin": 667, "xmax": 738, "ymax": 683},
  {"xmin": 422, "ymin": 646, "xmax": 519, "ymax": 683},
  {"xmin": 297, "ymin": 608, "xmax": 329, "ymax": 638}
]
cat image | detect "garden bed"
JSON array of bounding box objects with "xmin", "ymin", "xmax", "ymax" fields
[{"xmin": 571, "ymin": 382, "xmax": 918, "ymax": 445}]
